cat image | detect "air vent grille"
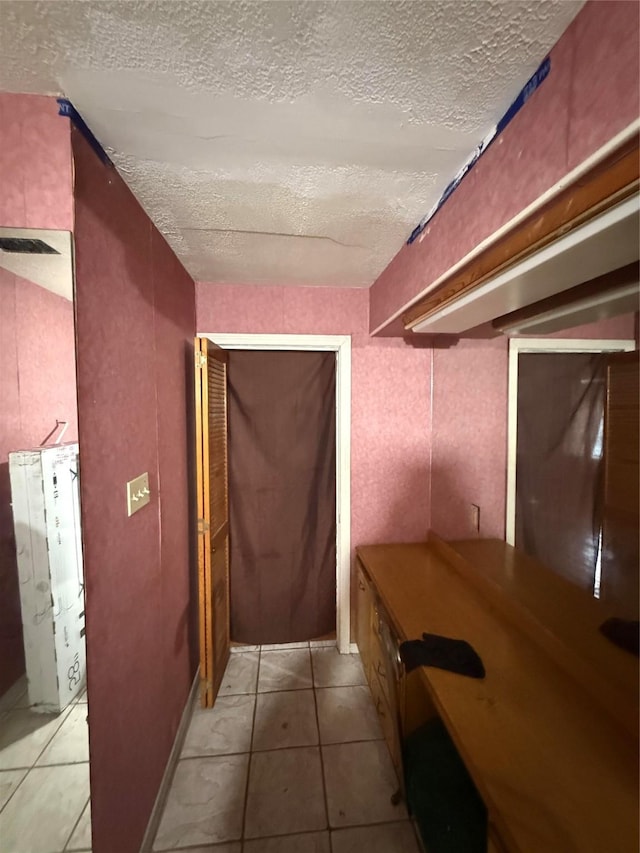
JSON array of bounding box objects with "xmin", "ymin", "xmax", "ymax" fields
[{"xmin": 0, "ymin": 237, "xmax": 59, "ymax": 255}]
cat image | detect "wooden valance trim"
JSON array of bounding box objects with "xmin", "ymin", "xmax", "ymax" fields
[{"xmin": 403, "ymin": 134, "xmax": 640, "ymax": 330}]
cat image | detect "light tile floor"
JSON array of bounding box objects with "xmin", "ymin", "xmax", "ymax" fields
[
  {"xmin": 153, "ymin": 643, "xmax": 422, "ymax": 853},
  {"xmin": 0, "ymin": 675, "xmax": 91, "ymax": 853}
]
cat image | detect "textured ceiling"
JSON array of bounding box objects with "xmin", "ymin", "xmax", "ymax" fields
[{"xmin": 0, "ymin": 1, "xmax": 584, "ymax": 287}]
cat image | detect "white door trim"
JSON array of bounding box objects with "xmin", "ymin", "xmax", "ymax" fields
[
  {"xmin": 201, "ymin": 333, "xmax": 352, "ymax": 654},
  {"xmin": 506, "ymin": 337, "xmax": 635, "ymax": 546}
]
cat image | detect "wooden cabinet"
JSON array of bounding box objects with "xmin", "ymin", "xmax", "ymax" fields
[
  {"xmin": 356, "ymin": 559, "xmax": 433, "ymax": 784},
  {"xmin": 355, "ymin": 562, "xmax": 374, "ymax": 677},
  {"xmin": 357, "ymin": 561, "xmax": 400, "ymax": 774},
  {"xmin": 356, "ymin": 539, "xmax": 639, "ymax": 853}
]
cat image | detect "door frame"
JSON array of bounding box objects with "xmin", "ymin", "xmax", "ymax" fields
[
  {"xmin": 200, "ymin": 333, "xmax": 352, "ymax": 654},
  {"xmin": 506, "ymin": 336, "xmax": 635, "ymax": 546}
]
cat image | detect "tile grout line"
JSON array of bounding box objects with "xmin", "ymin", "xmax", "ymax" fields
[
  {"xmin": 142, "ymin": 669, "xmax": 200, "ymax": 853},
  {"xmin": 245, "ymin": 814, "xmax": 419, "ymax": 845},
  {"xmin": 147, "ymin": 646, "xmax": 417, "ymax": 852},
  {"xmin": 30, "ymin": 703, "xmax": 75, "ymax": 769},
  {"xmin": 5, "ymin": 758, "xmax": 90, "ymax": 769},
  {"xmin": 0, "ymin": 766, "xmax": 29, "ymax": 817},
  {"xmin": 309, "ymin": 645, "xmax": 333, "ymax": 853},
  {"xmin": 174, "ymin": 727, "xmax": 386, "ymax": 762},
  {"xmin": 0, "ymin": 700, "xmax": 79, "ymax": 820},
  {"xmin": 62, "ymin": 792, "xmax": 90, "ymax": 852},
  {"xmin": 239, "ymin": 644, "xmax": 262, "ymax": 852}
]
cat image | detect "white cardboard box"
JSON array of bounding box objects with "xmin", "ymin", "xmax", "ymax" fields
[{"xmin": 9, "ymin": 443, "xmax": 86, "ymax": 712}]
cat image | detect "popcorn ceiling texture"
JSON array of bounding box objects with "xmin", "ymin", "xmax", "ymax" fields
[
  {"xmin": 369, "ymin": 0, "xmax": 640, "ymax": 332},
  {"xmin": 0, "ymin": 0, "xmax": 583, "ymax": 286}
]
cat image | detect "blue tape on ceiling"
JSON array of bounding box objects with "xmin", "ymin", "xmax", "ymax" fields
[
  {"xmin": 407, "ymin": 56, "xmax": 551, "ymax": 245},
  {"xmin": 57, "ymin": 98, "xmax": 113, "ymax": 166}
]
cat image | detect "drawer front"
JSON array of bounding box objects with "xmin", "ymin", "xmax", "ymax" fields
[
  {"xmin": 369, "ymin": 625, "xmax": 393, "ymax": 705},
  {"xmin": 369, "ymin": 667, "xmax": 403, "ymax": 780},
  {"xmin": 356, "ymin": 564, "xmax": 373, "ymax": 674},
  {"xmin": 370, "ymin": 606, "xmax": 397, "ymax": 706}
]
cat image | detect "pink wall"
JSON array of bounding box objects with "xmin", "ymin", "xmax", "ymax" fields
[
  {"xmin": 430, "ymin": 336, "xmax": 509, "ymax": 541},
  {"xmin": 72, "ymin": 127, "xmax": 197, "ymax": 853},
  {"xmin": 370, "ymin": 0, "xmax": 640, "ymax": 333},
  {"xmin": 0, "ymin": 93, "xmax": 73, "ymax": 231},
  {"xmin": 196, "ymin": 283, "xmax": 432, "ymax": 554},
  {"xmin": 0, "ymin": 268, "xmax": 78, "ymax": 696},
  {"xmin": 430, "ymin": 314, "xmax": 637, "ymax": 541}
]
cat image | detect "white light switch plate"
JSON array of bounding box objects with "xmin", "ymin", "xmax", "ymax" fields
[{"xmin": 126, "ymin": 472, "xmax": 150, "ymax": 517}]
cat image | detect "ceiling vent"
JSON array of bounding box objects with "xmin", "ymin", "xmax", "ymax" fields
[{"xmin": 0, "ymin": 237, "xmax": 60, "ymax": 255}]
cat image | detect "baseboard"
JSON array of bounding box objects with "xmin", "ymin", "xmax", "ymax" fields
[
  {"xmin": 139, "ymin": 668, "xmax": 200, "ymax": 853},
  {"xmin": 349, "ymin": 642, "xmax": 359, "ymax": 654}
]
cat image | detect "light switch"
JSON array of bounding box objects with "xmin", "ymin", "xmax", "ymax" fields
[{"xmin": 126, "ymin": 472, "xmax": 150, "ymax": 517}]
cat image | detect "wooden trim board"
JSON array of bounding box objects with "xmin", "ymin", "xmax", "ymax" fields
[{"xmin": 403, "ymin": 134, "xmax": 639, "ymax": 330}]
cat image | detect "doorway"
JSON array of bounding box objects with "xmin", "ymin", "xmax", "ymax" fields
[
  {"xmin": 228, "ymin": 349, "xmax": 336, "ymax": 645},
  {"xmin": 201, "ymin": 334, "xmax": 352, "ymax": 653},
  {"xmin": 506, "ymin": 336, "xmax": 635, "ymax": 597}
]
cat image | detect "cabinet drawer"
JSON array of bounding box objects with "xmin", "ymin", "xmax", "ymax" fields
[
  {"xmin": 356, "ymin": 562, "xmax": 374, "ymax": 675},
  {"xmin": 368, "ymin": 626, "xmax": 394, "ymax": 707},
  {"xmin": 369, "ymin": 667, "xmax": 403, "ymax": 780}
]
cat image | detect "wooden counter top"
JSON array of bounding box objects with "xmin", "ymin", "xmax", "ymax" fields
[
  {"xmin": 356, "ymin": 540, "xmax": 639, "ymax": 853},
  {"xmin": 442, "ymin": 537, "xmax": 639, "ymax": 737}
]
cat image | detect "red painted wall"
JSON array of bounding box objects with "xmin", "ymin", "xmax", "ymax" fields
[
  {"xmin": 430, "ymin": 314, "xmax": 637, "ymax": 541},
  {"xmin": 370, "ymin": 0, "xmax": 640, "ymax": 333},
  {"xmin": 72, "ymin": 128, "xmax": 196, "ymax": 853},
  {"xmin": 0, "ymin": 269, "xmax": 78, "ymax": 696},
  {"xmin": 0, "ymin": 93, "xmax": 73, "ymax": 231},
  {"xmin": 196, "ymin": 283, "xmax": 432, "ymax": 553}
]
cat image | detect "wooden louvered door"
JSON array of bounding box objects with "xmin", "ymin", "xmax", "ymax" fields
[{"xmin": 194, "ymin": 336, "xmax": 230, "ymax": 708}]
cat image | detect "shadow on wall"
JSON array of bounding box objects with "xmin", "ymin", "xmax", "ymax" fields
[
  {"xmin": 0, "ymin": 461, "xmax": 25, "ymax": 697},
  {"xmin": 352, "ymin": 460, "xmax": 431, "ymax": 554},
  {"xmin": 185, "ymin": 340, "xmax": 199, "ymax": 675},
  {"xmin": 378, "ymin": 462, "xmax": 431, "ymax": 544},
  {"xmin": 72, "ymin": 126, "xmax": 199, "ymax": 853},
  {"xmin": 429, "ymin": 462, "xmax": 506, "ymax": 543}
]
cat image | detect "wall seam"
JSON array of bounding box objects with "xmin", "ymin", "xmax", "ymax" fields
[{"xmin": 428, "ymin": 345, "xmax": 434, "ymax": 532}]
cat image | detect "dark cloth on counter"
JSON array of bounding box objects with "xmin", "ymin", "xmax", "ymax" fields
[
  {"xmin": 599, "ymin": 618, "xmax": 639, "ymax": 657},
  {"xmin": 400, "ymin": 633, "xmax": 485, "ymax": 679}
]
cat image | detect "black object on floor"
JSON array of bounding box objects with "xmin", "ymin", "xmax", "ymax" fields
[
  {"xmin": 399, "ymin": 633, "xmax": 485, "ymax": 678},
  {"xmin": 599, "ymin": 618, "xmax": 640, "ymax": 657},
  {"xmin": 404, "ymin": 717, "xmax": 487, "ymax": 853}
]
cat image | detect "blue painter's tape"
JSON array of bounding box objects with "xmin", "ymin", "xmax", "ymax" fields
[
  {"xmin": 495, "ymin": 56, "xmax": 550, "ymax": 137},
  {"xmin": 57, "ymin": 98, "xmax": 113, "ymax": 166},
  {"xmin": 407, "ymin": 56, "xmax": 551, "ymax": 245}
]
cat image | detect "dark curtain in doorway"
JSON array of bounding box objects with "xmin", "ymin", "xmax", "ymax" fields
[
  {"xmin": 516, "ymin": 352, "xmax": 606, "ymax": 593},
  {"xmin": 228, "ymin": 350, "xmax": 336, "ymax": 644}
]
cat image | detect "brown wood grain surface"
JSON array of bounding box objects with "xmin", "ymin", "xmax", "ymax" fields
[
  {"xmin": 356, "ymin": 540, "xmax": 639, "ymax": 853},
  {"xmin": 434, "ymin": 536, "xmax": 639, "ymax": 738},
  {"xmin": 194, "ymin": 337, "xmax": 211, "ymax": 706},
  {"xmin": 194, "ymin": 337, "xmax": 230, "ymax": 707}
]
